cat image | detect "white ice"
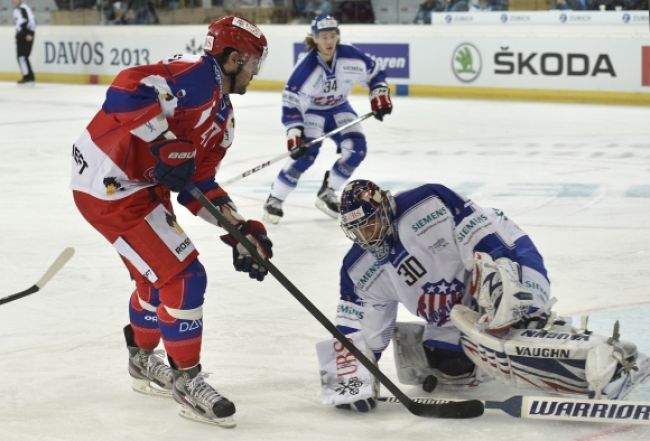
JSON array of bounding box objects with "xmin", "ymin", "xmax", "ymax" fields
[{"xmin": 1, "ymin": 83, "xmax": 649, "ymax": 440}]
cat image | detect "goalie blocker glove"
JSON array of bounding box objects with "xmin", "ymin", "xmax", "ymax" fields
[
  {"xmin": 220, "ymin": 220, "xmax": 273, "ymax": 281},
  {"xmin": 370, "ymin": 86, "xmax": 392, "ymax": 121},
  {"xmin": 150, "ymin": 139, "xmax": 196, "ymax": 192}
]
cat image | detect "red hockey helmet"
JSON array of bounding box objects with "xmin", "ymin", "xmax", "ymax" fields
[{"xmin": 204, "ymin": 16, "xmax": 268, "ymax": 73}]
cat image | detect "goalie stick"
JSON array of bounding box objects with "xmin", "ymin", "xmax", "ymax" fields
[
  {"xmin": 186, "ymin": 184, "xmax": 483, "ymax": 419},
  {"xmin": 0, "ymin": 247, "xmax": 75, "ymax": 306},
  {"xmin": 219, "ymin": 112, "xmax": 374, "ymax": 186},
  {"xmin": 379, "ymin": 395, "xmax": 650, "ymax": 425}
]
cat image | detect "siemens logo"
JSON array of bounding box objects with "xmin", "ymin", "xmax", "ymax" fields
[
  {"xmin": 412, "ymin": 207, "xmax": 448, "ymax": 233},
  {"xmin": 456, "ymin": 214, "xmax": 489, "ymax": 242}
]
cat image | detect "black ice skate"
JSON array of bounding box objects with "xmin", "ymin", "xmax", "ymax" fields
[
  {"xmin": 263, "ymin": 194, "xmax": 284, "ymax": 224},
  {"xmin": 124, "ymin": 325, "xmax": 174, "ymax": 398},
  {"xmin": 315, "ymin": 171, "xmax": 340, "ymax": 219},
  {"xmin": 172, "ymin": 364, "xmax": 236, "ymax": 428}
]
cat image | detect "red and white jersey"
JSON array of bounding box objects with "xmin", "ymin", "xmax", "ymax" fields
[{"xmin": 71, "ymin": 54, "xmax": 234, "ymax": 212}]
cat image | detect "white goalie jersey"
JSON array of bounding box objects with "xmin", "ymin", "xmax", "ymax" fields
[{"xmin": 334, "ymin": 184, "xmax": 551, "ymax": 357}]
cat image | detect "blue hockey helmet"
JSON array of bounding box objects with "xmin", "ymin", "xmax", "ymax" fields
[
  {"xmin": 339, "ymin": 180, "xmax": 397, "ymax": 262},
  {"xmin": 310, "ymin": 15, "xmax": 339, "ymax": 36}
]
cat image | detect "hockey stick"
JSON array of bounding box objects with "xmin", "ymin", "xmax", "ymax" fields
[
  {"xmin": 186, "ymin": 184, "xmax": 483, "ymax": 419},
  {"xmin": 379, "ymin": 395, "xmax": 650, "ymax": 425},
  {"xmin": 219, "ymin": 112, "xmax": 374, "ymax": 186},
  {"xmin": 1, "ymin": 247, "xmax": 75, "ymax": 306}
]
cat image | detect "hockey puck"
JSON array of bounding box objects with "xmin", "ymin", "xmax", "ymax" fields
[{"xmin": 422, "ymin": 375, "xmax": 438, "ymax": 393}]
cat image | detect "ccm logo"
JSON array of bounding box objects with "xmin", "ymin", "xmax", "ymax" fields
[{"xmin": 167, "ymin": 151, "xmax": 196, "ymax": 160}]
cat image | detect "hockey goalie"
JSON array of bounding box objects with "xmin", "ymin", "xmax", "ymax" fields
[{"xmin": 316, "ymin": 179, "xmax": 650, "ymax": 412}]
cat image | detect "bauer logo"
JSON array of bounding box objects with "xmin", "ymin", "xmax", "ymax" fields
[
  {"xmin": 293, "ymin": 43, "xmax": 410, "ymax": 78},
  {"xmin": 642, "ymin": 47, "xmax": 650, "ymax": 87},
  {"xmin": 452, "ymin": 43, "xmax": 482, "ymax": 83}
]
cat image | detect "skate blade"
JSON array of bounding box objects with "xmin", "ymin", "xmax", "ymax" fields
[
  {"xmin": 131, "ymin": 378, "xmax": 172, "ymax": 398},
  {"xmin": 262, "ymin": 210, "xmax": 281, "ymax": 224},
  {"xmin": 178, "ymin": 405, "xmax": 237, "ymax": 428},
  {"xmin": 314, "ymin": 200, "xmax": 338, "ymax": 219}
]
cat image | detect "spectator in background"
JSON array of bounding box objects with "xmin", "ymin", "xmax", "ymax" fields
[
  {"xmin": 413, "ymin": 0, "xmax": 437, "ymax": 24},
  {"xmin": 469, "ymin": 0, "xmax": 495, "ymax": 10},
  {"xmin": 12, "ymin": 0, "xmax": 35, "ymax": 84},
  {"xmin": 552, "ymin": 0, "xmax": 587, "ymax": 9}
]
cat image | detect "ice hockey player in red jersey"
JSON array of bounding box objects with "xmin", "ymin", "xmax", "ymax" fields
[{"xmin": 70, "ymin": 16, "xmax": 271, "ymax": 427}]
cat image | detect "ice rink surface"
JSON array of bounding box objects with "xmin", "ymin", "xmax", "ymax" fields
[{"xmin": 1, "ymin": 82, "xmax": 649, "ymax": 440}]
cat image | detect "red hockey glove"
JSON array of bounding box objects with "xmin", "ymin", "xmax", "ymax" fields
[
  {"xmin": 220, "ymin": 220, "xmax": 273, "ymax": 281},
  {"xmin": 287, "ymin": 126, "xmax": 308, "ymax": 159},
  {"xmin": 150, "ymin": 139, "xmax": 196, "ymax": 192},
  {"xmin": 370, "ymin": 86, "xmax": 392, "ymax": 121}
]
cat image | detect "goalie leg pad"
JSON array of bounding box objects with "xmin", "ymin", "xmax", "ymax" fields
[
  {"xmin": 392, "ymin": 322, "xmax": 478, "ymax": 386},
  {"xmin": 452, "ymin": 305, "xmax": 650, "ymax": 399},
  {"xmin": 316, "ymin": 331, "xmax": 378, "ymax": 409}
]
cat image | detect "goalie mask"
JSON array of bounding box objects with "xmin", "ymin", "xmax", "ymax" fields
[{"xmin": 339, "ymin": 180, "xmax": 396, "ymax": 262}]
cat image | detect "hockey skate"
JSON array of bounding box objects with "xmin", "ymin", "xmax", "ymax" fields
[
  {"xmin": 263, "ymin": 195, "xmax": 284, "ymax": 224},
  {"xmin": 315, "ymin": 171, "xmax": 340, "ymax": 219},
  {"xmin": 124, "ymin": 325, "xmax": 174, "ymax": 397},
  {"xmin": 172, "ymin": 364, "xmax": 236, "ymax": 428}
]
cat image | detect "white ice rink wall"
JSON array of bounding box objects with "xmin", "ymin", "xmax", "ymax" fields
[{"xmin": 1, "ymin": 11, "xmax": 649, "ymax": 105}]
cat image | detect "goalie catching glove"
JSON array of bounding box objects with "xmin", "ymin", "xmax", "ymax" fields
[
  {"xmin": 220, "ymin": 220, "xmax": 273, "ymax": 281},
  {"xmin": 370, "ymin": 86, "xmax": 392, "ymax": 121},
  {"xmin": 469, "ymin": 252, "xmax": 548, "ymax": 333}
]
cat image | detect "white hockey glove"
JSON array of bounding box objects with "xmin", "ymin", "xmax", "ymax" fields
[
  {"xmin": 470, "ymin": 252, "xmax": 537, "ymax": 332},
  {"xmin": 316, "ymin": 331, "xmax": 378, "ymax": 412}
]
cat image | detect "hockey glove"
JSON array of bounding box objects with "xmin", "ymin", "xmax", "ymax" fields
[
  {"xmin": 336, "ymin": 398, "xmax": 377, "ymax": 413},
  {"xmin": 370, "ymin": 86, "xmax": 392, "ymax": 121},
  {"xmin": 287, "ymin": 126, "xmax": 308, "ymax": 159},
  {"xmin": 150, "ymin": 139, "xmax": 196, "ymax": 192},
  {"xmin": 220, "ymin": 220, "xmax": 273, "ymax": 281}
]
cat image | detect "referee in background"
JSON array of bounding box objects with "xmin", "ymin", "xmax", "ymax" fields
[{"xmin": 12, "ymin": 0, "xmax": 36, "ymax": 84}]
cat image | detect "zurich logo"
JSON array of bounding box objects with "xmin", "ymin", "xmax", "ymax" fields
[
  {"xmin": 500, "ymin": 13, "xmax": 508, "ymax": 23},
  {"xmin": 559, "ymin": 13, "xmax": 567, "ymax": 23},
  {"xmin": 445, "ymin": 14, "xmax": 452, "ymax": 24},
  {"xmin": 622, "ymin": 13, "xmax": 630, "ymax": 24}
]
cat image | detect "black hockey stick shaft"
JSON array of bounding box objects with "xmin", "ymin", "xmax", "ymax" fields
[
  {"xmin": 219, "ymin": 112, "xmax": 374, "ymax": 186},
  {"xmin": 187, "ymin": 184, "xmax": 483, "ymax": 419},
  {"xmin": 1, "ymin": 247, "xmax": 75, "ymax": 305}
]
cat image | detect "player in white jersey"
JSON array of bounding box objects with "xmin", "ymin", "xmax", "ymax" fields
[
  {"xmin": 262, "ymin": 15, "xmax": 392, "ymax": 223},
  {"xmin": 315, "ymin": 180, "xmax": 650, "ymax": 412}
]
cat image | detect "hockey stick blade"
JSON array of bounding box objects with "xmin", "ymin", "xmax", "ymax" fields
[
  {"xmin": 1, "ymin": 247, "xmax": 75, "ymax": 305},
  {"xmin": 409, "ymin": 399, "xmax": 484, "ymax": 418},
  {"xmin": 381, "ymin": 395, "xmax": 650, "ymax": 425}
]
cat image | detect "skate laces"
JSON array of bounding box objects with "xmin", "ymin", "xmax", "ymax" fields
[
  {"xmin": 186, "ymin": 373, "xmax": 224, "ymax": 405},
  {"xmin": 145, "ymin": 350, "xmax": 173, "ymax": 381}
]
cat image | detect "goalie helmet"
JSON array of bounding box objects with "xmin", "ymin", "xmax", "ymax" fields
[
  {"xmin": 339, "ymin": 180, "xmax": 396, "ymax": 262},
  {"xmin": 310, "ymin": 15, "xmax": 340, "ymax": 36},
  {"xmin": 204, "ymin": 16, "xmax": 268, "ymax": 73}
]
